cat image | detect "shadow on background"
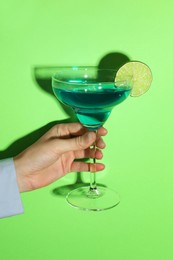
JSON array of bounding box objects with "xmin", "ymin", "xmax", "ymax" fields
[
  {"xmin": 98, "ymin": 52, "xmax": 130, "ymax": 70},
  {"xmin": 0, "ymin": 51, "xmax": 130, "ymax": 198},
  {"xmin": 0, "ymin": 120, "xmax": 70, "ymax": 159}
]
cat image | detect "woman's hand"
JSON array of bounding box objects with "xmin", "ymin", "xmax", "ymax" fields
[{"xmin": 14, "ymin": 123, "xmax": 107, "ymax": 192}]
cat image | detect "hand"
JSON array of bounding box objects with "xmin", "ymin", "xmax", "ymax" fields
[{"xmin": 14, "ymin": 123, "xmax": 107, "ymax": 192}]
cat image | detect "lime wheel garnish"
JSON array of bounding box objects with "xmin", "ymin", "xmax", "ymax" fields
[{"xmin": 115, "ymin": 61, "xmax": 153, "ymax": 97}]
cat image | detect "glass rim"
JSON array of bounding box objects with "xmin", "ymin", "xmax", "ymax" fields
[
  {"xmin": 52, "ymin": 66, "xmax": 118, "ymax": 81},
  {"xmin": 51, "ymin": 66, "xmax": 132, "ymax": 87},
  {"xmin": 52, "ymin": 79, "xmax": 132, "ymax": 88}
]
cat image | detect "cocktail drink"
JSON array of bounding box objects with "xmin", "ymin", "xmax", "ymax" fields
[
  {"xmin": 53, "ymin": 78, "xmax": 131, "ymax": 130},
  {"xmin": 52, "ymin": 64, "xmax": 152, "ymax": 211},
  {"xmin": 52, "ymin": 66, "xmax": 132, "ymax": 211}
]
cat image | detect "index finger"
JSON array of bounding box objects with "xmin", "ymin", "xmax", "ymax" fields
[
  {"xmin": 41, "ymin": 123, "xmax": 108, "ymax": 142},
  {"xmin": 40, "ymin": 122, "xmax": 87, "ymax": 141},
  {"xmin": 49, "ymin": 123, "xmax": 108, "ymax": 138}
]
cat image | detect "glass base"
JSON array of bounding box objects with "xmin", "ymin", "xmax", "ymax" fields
[{"xmin": 66, "ymin": 186, "xmax": 120, "ymax": 211}]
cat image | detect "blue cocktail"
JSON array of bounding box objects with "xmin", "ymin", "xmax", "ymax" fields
[
  {"xmin": 52, "ymin": 67, "xmax": 132, "ymax": 211},
  {"xmin": 53, "ymin": 81, "xmax": 130, "ymax": 130}
]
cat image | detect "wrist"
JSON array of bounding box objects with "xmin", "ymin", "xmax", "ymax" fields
[{"xmin": 14, "ymin": 156, "xmax": 28, "ymax": 192}]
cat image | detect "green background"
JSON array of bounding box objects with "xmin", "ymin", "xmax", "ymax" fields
[{"xmin": 0, "ymin": 0, "xmax": 173, "ymax": 259}]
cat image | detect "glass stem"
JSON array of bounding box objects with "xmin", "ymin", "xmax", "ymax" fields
[{"xmin": 90, "ymin": 130, "xmax": 97, "ymax": 191}]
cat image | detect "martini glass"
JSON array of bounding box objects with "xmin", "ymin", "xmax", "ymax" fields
[{"xmin": 52, "ymin": 66, "xmax": 132, "ymax": 211}]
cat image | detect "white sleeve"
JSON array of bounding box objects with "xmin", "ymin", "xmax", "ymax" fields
[{"xmin": 0, "ymin": 158, "xmax": 24, "ymax": 218}]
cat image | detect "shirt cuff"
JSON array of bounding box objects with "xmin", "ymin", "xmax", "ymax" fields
[{"xmin": 0, "ymin": 158, "xmax": 24, "ymax": 218}]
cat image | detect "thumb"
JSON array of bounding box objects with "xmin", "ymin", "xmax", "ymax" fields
[{"xmin": 54, "ymin": 131, "xmax": 96, "ymax": 154}]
